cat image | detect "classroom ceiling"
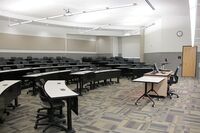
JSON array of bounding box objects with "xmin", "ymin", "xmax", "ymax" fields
[{"xmin": 0, "ymin": 0, "xmax": 191, "ymax": 34}]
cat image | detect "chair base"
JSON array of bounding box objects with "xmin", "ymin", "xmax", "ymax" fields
[
  {"xmin": 34, "ymin": 116, "xmax": 66, "ymax": 129},
  {"xmin": 42, "ymin": 122, "xmax": 67, "ymax": 133},
  {"xmin": 168, "ymin": 90, "xmax": 179, "ymax": 99},
  {"xmin": 0, "ymin": 118, "xmax": 5, "ymax": 124}
]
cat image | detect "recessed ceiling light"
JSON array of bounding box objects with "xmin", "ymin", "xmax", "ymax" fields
[
  {"xmin": 133, "ymin": 3, "xmax": 137, "ymax": 6},
  {"xmin": 124, "ymin": 33, "xmax": 131, "ymax": 36}
]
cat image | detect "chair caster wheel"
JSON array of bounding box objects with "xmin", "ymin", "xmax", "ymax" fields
[
  {"xmin": 0, "ymin": 119, "xmax": 5, "ymax": 124},
  {"xmin": 6, "ymin": 112, "xmax": 9, "ymax": 116},
  {"xmin": 152, "ymin": 104, "xmax": 155, "ymax": 107},
  {"xmin": 34, "ymin": 125, "xmax": 37, "ymax": 129}
]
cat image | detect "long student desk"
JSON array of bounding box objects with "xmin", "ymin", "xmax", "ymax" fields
[
  {"xmin": 133, "ymin": 76, "xmax": 165, "ymax": 107},
  {"xmin": 0, "ymin": 68, "xmax": 32, "ymax": 81},
  {"xmin": 144, "ymin": 70, "xmax": 173, "ymax": 97},
  {"xmin": 105, "ymin": 64, "xmax": 128, "ymax": 69},
  {"xmin": 70, "ymin": 69, "xmax": 121, "ymax": 96},
  {"xmin": 44, "ymin": 80, "xmax": 78, "ymax": 133},
  {"xmin": 70, "ymin": 71, "xmax": 94, "ymax": 96},
  {"xmin": 68, "ymin": 64, "xmax": 91, "ymax": 69},
  {"xmin": 128, "ymin": 67, "xmax": 153, "ymax": 79},
  {"xmin": 23, "ymin": 70, "xmax": 71, "ymax": 95},
  {"xmin": 23, "ymin": 63, "xmax": 48, "ymax": 67},
  {"xmin": 115, "ymin": 66, "xmax": 131, "ymax": 77},
  {"xmin": 91, "ymin": 60, "xmax": 109, "ymax": 67},
  {"xmin": 0, "ymin": 80, "xmax": 21, "ymax": 122},
  {"xmin": 30, "ymin": 65, "xmax": 70, "ymax": 72},
  {"xmin": 0, "ymin": 64, "xmax": 22, "ymax": 70},
  {"xmin": 0, "ymin": 67, "xmax": 70, "ymax": 81},
  {"xmin": 94, "ymin": 69, "xmax": 121, "ymax": 84}
]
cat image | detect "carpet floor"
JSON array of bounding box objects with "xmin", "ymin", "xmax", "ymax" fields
[{"xmin": 0, "ymin": 77, "xmax": 199, "ymax": 133}]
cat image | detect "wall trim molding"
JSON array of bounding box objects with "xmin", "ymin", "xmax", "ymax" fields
[
  {"xmin": 123, "ymin": 56, "xmax": 140, "ymax": 58},
  {"xmin": 0, "ymin": 30, "xmax": 66, "ymax": 39},
  {"xmin": 144, "ymin": 52, "xmax": 182, "ymax": 54},
  {"xmin": 0, "ymin": 49, "xmax": 97, "ymax": 54}
]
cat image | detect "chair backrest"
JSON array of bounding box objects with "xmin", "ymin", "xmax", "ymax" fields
[
  {"xmin": 36, "ymin": 79, "xmax": 46, "ymax": 99},
  {"xmin": 36, "ymin": 79, "xmax": 54, "ymax": 108},
  {"xmin": 169, "ymin": 66, "xmax": 179, "ymax": 85},
  {"xmin": 174, "ymin": 66, "xmax": 179, "ymax": 83},
  {"xmin": 174, "ymin": 66, "xmax": 179, "ymax": 76}
]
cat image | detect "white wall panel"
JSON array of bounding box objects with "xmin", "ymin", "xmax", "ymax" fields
[
  {"xmin": 122, "ymin": 35, "xmax": 140, "ymax": 58},
  {"xmin": 112, "ymin": 37, "xmax": 119, "ymax": 57},
  {"xmin": 144, "ymin": 16, "xmax": 191, "ymax": 53}
]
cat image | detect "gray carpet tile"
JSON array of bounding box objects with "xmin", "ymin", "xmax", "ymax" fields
[{"xmin": 0, "ymin": 77, "xmax": 199, "ymax": 133}]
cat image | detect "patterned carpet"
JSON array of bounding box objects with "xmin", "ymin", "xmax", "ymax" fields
[{"xmin": 0, "ymin": 77, "xmax": 200, "ymax": 133}]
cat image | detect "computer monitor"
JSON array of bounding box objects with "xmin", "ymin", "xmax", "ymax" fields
[{"xmin": 153, "ymin": 63, "xmax": 160, "ymax": 73}]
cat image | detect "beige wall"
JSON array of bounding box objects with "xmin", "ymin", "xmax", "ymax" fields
[
  {"xmin": 0, "ymin": 33, "xmax": 65, "ymax": 51},
  {"xmin": 96, "ymin": 36, "xmax": 113, "ymax": 53},
  {"xmin": 0, "ymin": 33, "xmax": 113, "ymax": 54},
  {"xmin": 0, "ymin": 29, "xmax": 116, "ymax": 59},
  {"xmin": 67, "ymin": 39, "xmax": 96, "ymax": 52}
]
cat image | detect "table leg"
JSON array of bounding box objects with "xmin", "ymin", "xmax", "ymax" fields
[
  {"xmin": 14, "ymin": 98, "xmax": 20, "ymax": 107},
  {"xmin": 146, "ymin": 93, "xmax": 155, "ymax": 107},
  {"xmin": 135, "ymin": 93, "xmax": 146, "ymax": 105},
  {"xmin": 151, "ymin": 83, "xmax": 159, "ymax": 96},
  {"xmin": 147, "ymin": 83, "xmax": 159, "ymax": 100},
  {"xmin": 66, "ymin": 98, "xmax": 75, "ymax": 133},
  {"xmin": 135, "ymin": 83, "xmax": 148, "ymax": 105},
  {"xmin": 135, "ymin": 83, "xmax": 155, "ymax": 107},
  {"xmin": 79, "ymin": 78, "xmax": 82, "ymax": 96},
  {"xmin": 32, "ymin": 80, "xmax": 37, "ymax": 96},
  {"xmin": 147, "ymin": 83, "xmax": 156, "ymax": 107},
  {"xmin": 76, "ymin": 79, "xmax": 79, "ymax": 93},
  {"xmin": 117, "ymin": 77, "xmax": 119, "ymax": 83},
  {"xmin": 90, "ymin": 82, "xmax": 93, "ymax": 89}
]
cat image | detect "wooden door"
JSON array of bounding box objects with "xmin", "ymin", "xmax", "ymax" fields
[{"xmin": 182, "ymin": 46, "xmax": 197, "ymax": 77}]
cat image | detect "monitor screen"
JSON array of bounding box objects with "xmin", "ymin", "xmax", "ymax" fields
[{"xmin": 153, "ymin": 63, "xmax": 160, "ymax": 73}]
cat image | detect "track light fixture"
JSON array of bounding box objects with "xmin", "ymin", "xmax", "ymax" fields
[
  {"xmin": 8, "ymin": 3, "xmax": 137, "ymax": 27},
  {"xmin": 64, "ymin": 9, "xmax": 71, "ymax": 14},
  {"xmin": 145, "ymin": 0, "xmax": 155, "ymax": 10}
]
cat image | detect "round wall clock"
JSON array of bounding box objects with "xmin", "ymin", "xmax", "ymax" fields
[{"xmin": 176, "ymin": 31, "xmax": 183, "ymax": 37}]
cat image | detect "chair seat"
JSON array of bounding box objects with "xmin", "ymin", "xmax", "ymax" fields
[{"xmin": 40, "ymin": 100, "xmax": 65, "ymax": 108}]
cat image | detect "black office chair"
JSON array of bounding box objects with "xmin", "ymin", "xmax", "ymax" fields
[
  {"xmin": 35, "ymin": 79, "xmax": 64, "ymax": 116},
  {"xmin": 167, "ymin": 66, "xmax": 179, "ymax": 99},
  {"xmin": 34, "ymin": 79, "xmax": 67, "ymax": 132}
]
